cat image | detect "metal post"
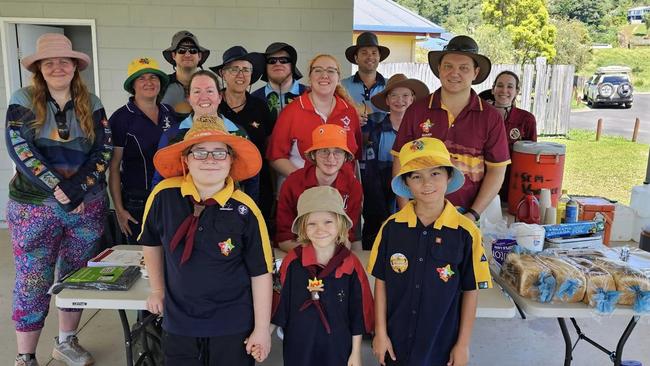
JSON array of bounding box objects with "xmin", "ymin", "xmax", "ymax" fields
[
  {"xmin": 596, "ymin": 118, "xmax": 603, "ymax": 141},
  {"xmin": 632, "ymin": 118, "xmax": 640, "ymax": 142},
  {"xmin": 645, "ymin": 146, "xmax": 650, "ymax": 184}
]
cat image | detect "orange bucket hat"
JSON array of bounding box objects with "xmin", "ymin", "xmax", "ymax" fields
[
  {"xmin": 304, "ymin": 124, "xmax": 353, "ymax": 162},
  {"xmin": 153, "ymin": 115, "xmax": 261, "ymax": 181}
]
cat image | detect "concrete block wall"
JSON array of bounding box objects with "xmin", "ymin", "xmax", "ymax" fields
[{"xmin": 0, "ymin": 0, "xmax": 354, "ymax": 222}]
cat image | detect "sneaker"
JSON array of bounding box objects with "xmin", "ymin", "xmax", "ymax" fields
[
  {"xmin": 15, "ymin": 354, "xmax": 39, "ymax": 366},
  {"xmin": 52, "ymin": 335, "xmax": 95, "ymax": 366}
]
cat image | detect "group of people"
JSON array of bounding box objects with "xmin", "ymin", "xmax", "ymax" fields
[{"xmin": 6, "ymin": 29, "xmax": 537, "ymax": 366}]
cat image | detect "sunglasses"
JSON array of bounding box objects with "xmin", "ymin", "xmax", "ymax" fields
[
  {"xmin": 176, "ymin": 47, "xmax": 199, "ymax": 55},
  {"xmin": 54, "ymin": 110, "xmax": 70, "ymax": 140},
  {"xmin": 188, "ymin": 149, "xmax": 230, "ymax": 161},
  {"xmin": 443, "ymin": 43, "xmax": 478, "ymax": 53},
  {"xmin": 266, "ymin": 57, "xmax": 291, "ymax": 65}
]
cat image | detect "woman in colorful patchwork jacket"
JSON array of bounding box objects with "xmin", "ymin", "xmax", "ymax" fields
[{"xmin": 5, "ymin": 33, "xmax": 112, "ymax": 366}]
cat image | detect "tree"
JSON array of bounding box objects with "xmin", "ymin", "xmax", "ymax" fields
[
  {"xmin": 644, "ymin": 13, "xmax": 650, "ymax": 37},
  {"xmin": 470, "ymin": 24, "xmax": 516, "ymax": 64},
  {"xmin": 482, "ymin": 0, "xmax": 557, "ymax": 63},
  {"xmin": 552, "ymin": 18, "xmax": 592, "ymax": 71}
]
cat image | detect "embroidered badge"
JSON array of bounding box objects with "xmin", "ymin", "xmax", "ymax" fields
[
  {"xmin": 390, "ymin": 253, "xmax": 409, "ymax": 273},
  {"xmin": 480, "ymin": 254, "xmax": 487, "ymax": 262},
  {"xmin": 509, "ymin": 128, "xmax": 521, "ymax": 140},
  {"xmin": 251, "ymin": 121, "xmax": 260, "ymax": 129},
  {"xmin": 39, "ymin": 171, "xmax": 60, "ymax": 189},
  {"xmin": 139, "ymin": 58, "xmax": 151, "ymax": 65},
  {"xmin": 162, "ymin": 117, "xmax": 171, "ymax": 131},
  {"xmin": 337, "ymin": 289, "xmax": 346, "ymax": 302},
  {"xmin": 218, "ymin": 238, "xmax": 235, "ymax": 256},
  {"xmin": 409, "ymin": 140, "xmax": 424, "ymax": 152},
  {"xmin": 437, "ymin": 264, "xmax": 455, "ymax": 282},
  {"xmin": 419, "ymin": 119, "xmax": 433, "ymax": 134},
  {"xmin": 435, "ymin": 237, "xmax": 443, "ymax": 245},
  {"xmin": 15, "ymin": 143, "xmax": 33, "ymax": 161},
  {"xmin": 86, "ymin": 176, "xmax": 96, "ymax": 187},
  {"xmin": 9, "ymin": 130, "xmax": 26, "ymax": 144},
  {"xmin": 25, "ymin": 159, "xmax": 45, "ymax": 175},
  {"xmin": 478, "ymin": 281, "xmax": 489, "ymax": 289},
  {"xmin": 307, "ymin": 277, "xmax": 324, "ymax": 300},
  {"xmin": 96, "ymin": 163, "xmax": 106, "ymax": 173},
  {"xmin": 220, "ymin": 203, "xmax": 234, "ymax": 211},
  {"xmin": 341, "ymin": 116, "xmax": 351, "ymax": 127},
  {"xmin": 237, "ymin": 205, "xmax": 249, "ymax": 215}
]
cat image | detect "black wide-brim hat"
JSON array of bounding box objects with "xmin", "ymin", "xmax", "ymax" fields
[
  {"xmin": 427, "ymin": 35, "xmax": 491, "ymax": 84},
  {"xmin": 261, "ymin": 42, "xmax": 303, "ymax": 82},
  {"xmin": 345, "ymin": 32, "xmax": 390, "ymax": 64},
  {"xmin": 162, "ymin": 30, "xmax": 210, "ymax": 68},
  {"xmin": 209, "ymin": 46, "xmax": 265, "ymax": 84}
]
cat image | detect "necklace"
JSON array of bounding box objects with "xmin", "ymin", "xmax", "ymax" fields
[{"xmin": 226, "ymin": 94, "xmax": 246, "ymax": 111}]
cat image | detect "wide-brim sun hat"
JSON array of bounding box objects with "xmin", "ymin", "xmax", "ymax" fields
[
  {"xmin": 209, "ymin": 46, "xmax": 266, "ymax": 84},
  {"xmin": 153, "ymin": 115, "xmax": 261, "ymax": 181},
  {"xmin": 21, "ymin": 33, "xmax": 91, "ymax": 73},
  {"xmin": 261, "ymin": 42, "xmax": 303, "ymax": 82},
  {"xmin": 291, "ymin": 186, "xmax": 353, "ymax": 234},
  {"xmin": 304, "ymin": 124, "xmax": 353, "ymax": 163},
  {"xmin": 370, "ymin": 73, "xmax": 430, "ymax": 112},
  {"xmin": 123, "ymin": 57, "xmax": 170, "ymax": 94},
  {"xmin": 427, "ymin": 35, "xmax": 491, "ymax": 85},
  {"xmin": 162, "ymin": 30, "xmax": 210, "ymax": 67},
  {"xmin": 391, "ymin": 138, "xmax": 465, "ymax": 199},
  {"xmin": 345, "ymin": 31, "xmax": 390, "ymax": 64}
]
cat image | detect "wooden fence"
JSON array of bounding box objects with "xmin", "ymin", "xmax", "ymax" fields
[{"xmin": 374, "ymin": 58, "xmax": 575, "ymax": 135}]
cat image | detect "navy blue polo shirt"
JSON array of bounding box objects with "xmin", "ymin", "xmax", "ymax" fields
[
  {"xmin": 367, "ymin": 200, "xmax": 492, "ymax": 366},
  {"xmin": 139, "ymin": 176, "xmax": 273, "ymax": 337},
  {"xmin": 109, "ymin": 99, "xmax": 175, "ymax": 192}
]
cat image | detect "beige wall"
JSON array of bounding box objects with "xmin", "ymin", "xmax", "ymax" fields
[
  {"xmin": 0, "ymin": 0, "xmax": 354, "ymax": 222},
  {"xmin": 353, "ymin": 32, "xmax": 416, "ymax": 63}
]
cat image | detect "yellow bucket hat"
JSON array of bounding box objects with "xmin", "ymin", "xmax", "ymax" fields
[
  {"xmin": 123, "ymin": 57, "xmax": 169, "ymax": 94},
  {"xmin": 391, "ymin": 138, "xmax": 465, "ymax": 198}
]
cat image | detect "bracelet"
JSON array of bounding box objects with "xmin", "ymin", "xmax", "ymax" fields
[{"xmin": 467, "ymin": 208, "xmax": 480, "ymax": 221}]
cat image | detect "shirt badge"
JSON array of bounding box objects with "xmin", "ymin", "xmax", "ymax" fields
[
  {"xmin": 481, "ymin": 254, "xmax": 487, "ymax": 262},
  {"xmin": 409, "ymin": 140, "xmax": 424, "ymax": 152},
  {"xmin": 435, "ymin": 237, "xmax": 443, "ymax": 245},
  {"xmin": 419, "ymin": 119, "xmax": 433, "ymax": 135},
  {"xmin": 218, "ymin": 238, "xmax": 235, "ymax": 256},
  {"xmin": 307, "ymin": 277, "xmax": 324, "ymax": 300},
  {"xmin": 478, "ymin": 281, "xmax": 489, "ymax": 289},
  {"xmin": 509, "ymin": 127, "xmax": 521, "ymax": 140},
  {"xmin": 238, "ymin": 204, "xmax": 249, "ymax": 215},
  {"xmin": 390, "ymin": 253, "xmax": 409, "ymax": 273},
  {"xmin": 251, "ymin": 121, "xmax": 260, "ymax": 129},
  {"xmin": 162, "ymin": 116, "xmax": 171, "ymax": 131},
  {"xmin": 341, "ymin": 116, "xmax": 351, "ymax": 126},
  {"xmin": 437, "ymin": 264, "xmax": 455, "ymax": 282}
]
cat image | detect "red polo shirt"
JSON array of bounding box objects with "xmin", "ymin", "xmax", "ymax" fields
[
  {"xmin": 505, "ymin": 106, "xmax": 537, "ymax": 149},
  {"xmin": 275, "ymin": 164, "xmax": 362, "ymax": 244},
  {"xmin": 266, "ymin": 93, "xmax": 362, "ymax": 166},
  {"xmin": 393, "ymin": 88, "xmax": 511, "ymax": 208}
]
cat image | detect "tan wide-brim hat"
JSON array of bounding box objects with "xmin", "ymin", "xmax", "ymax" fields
[
  {"xmin": 291, "ymin": 186, "xmax": 353, "ymax": 234},
  {"xmin": 370, "ymin": 73, "xmax": 430, "ymax": 112},
  {"xmin": 427, "ymin": 35, "xmax": 491, "ymax": 85},
  {"xmin": 153, "ymin": 115, "xmax": 262, "ymax": 181},
  {"xmin": 21, "ymin": 33, "xmax": 91, "ymax": 73}
]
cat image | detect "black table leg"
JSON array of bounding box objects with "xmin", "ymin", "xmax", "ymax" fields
[
  {"xmin": 613, "ymin": 316, "xmax": 640, "ymax": 366},
  {"xmin": 118, "ymin": 309, "xmax": 134, "ymax": 366},
  {"xmin": 558, "ymin": 318, "xmax": 573, "ymax": 366}
]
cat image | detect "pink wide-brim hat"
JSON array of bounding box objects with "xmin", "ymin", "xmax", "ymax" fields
[{"xmin": 21, "ymin": 33, "xmax": 91, "ymax": 73}]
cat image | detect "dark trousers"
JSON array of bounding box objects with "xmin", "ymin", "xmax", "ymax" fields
[
  {"xmin": 162, "ymin": 331, "xmax": 254, "ymax": 366},
  {"xmin": 122, "ymin": 190, "xmax": 147, "ymax": 244}
]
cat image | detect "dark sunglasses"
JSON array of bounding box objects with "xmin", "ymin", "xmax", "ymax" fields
[
  {"xmin": 54, "ymin": 110, "xmax": 70, "ymax": 140},
  {"xmin": 443, "ymin": 43, "xmax": 478, "ymax": 53},
  {"xmin": 176, "ymin": 47, "xmax": 199, "ymax": 55},
  {"xmin": 266, "ymin": 56, "xmax": 291, "ymax": 65}
]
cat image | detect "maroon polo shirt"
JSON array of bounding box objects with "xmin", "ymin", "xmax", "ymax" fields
[
  {"xmin": 392, "ymin": 88, "xmax": 511, "ymax": 208},
  {"xmin": 275, "ymin": 164, "xmax": 362, "ymax": 244},
  {"xmin": 504, "ymin": 106, "xmax": 537, "ymax": 150}
]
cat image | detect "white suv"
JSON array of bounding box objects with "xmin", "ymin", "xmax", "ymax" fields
[{"xmin": 584, "ymin": 66, "xmax": 633, "ymax": 108}]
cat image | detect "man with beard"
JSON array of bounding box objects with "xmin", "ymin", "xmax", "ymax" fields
[{"xmin": 161, "ymin": 30, "xmax": 210, "ymax": 119}]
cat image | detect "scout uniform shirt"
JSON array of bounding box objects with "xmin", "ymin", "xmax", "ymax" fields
[
  {"xmin": 139, "ymin": 175, "xmax": 274, "ymax": 337},
  {"xmin": 272, "ymin": 244, "xmax": 374, "ymax": 366},
  {"xmin": 367, "ymin": 200, "xmax": 492, "ymax": 366},
  {"xmin": 392, "ymin": 89, "xmax": 511, "ymax": 209}
]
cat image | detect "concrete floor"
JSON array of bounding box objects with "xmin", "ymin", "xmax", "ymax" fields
[{"xmin": 1, "ymin": 228, "xmax": 649, "ymax": 366}]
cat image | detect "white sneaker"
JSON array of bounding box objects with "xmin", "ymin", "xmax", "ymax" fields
[{"xmin": 52, "ymin": 335, "xmax": 95, "ymax": 366}]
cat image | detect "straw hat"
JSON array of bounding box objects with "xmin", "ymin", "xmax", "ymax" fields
[
  {"xmin": 304, "ymin": 124, "xmax": 353, "ymax": 162},
  {"xmin": 21, "ymin": 33, "xmax": 91, "ymax": 73},
  {"xmin": 153, "ymin": 115, "xmax": 261, "ymax": 181},
  {"xmin": 427, "ymin": 35, "xmax": 492, "ymax": 85},
  {"xmin": 123, "ymin": 57, "xmax": 169, "ymax": 94},
  {"xmin": 370, "ymin": 73, "xmax": 430, "ymax": 112},
  {"xmin": 291, "ymin": 186, "xmax": 353, "ymax": 234},
  {"xmin": 391, "ymin": 138, "xmax": 465, "ymax": 199}
]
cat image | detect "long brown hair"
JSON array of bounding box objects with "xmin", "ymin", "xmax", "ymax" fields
[
  {"xmin": 30, "ymin": 60, "xmax": 95, "ymax": 142},
  {"xmin": 308, "ymin": 54, "xmax": 357, "ymax": 108}
]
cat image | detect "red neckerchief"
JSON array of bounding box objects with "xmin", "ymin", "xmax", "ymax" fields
[
  {"xmin": 295, "ymin": 245, "xmax": 351, "ymax": 334},
  {"xmin": 169, "ymin": 196, "xmax": 218, "ymax": 264}
]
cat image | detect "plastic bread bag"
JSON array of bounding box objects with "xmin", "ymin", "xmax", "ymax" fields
[
  {"xmin": 562, "ymin": 256, "xmax": 620, "ymax": 313},
  {"xmin": 590, "ymin": 257, "xmax": 650, "ymax": 312},
  {"xmin": 536, "ymin": 255, "xmax": 586, "ymax": 303},
  {"xmin": 500, "ymin": 252, "xmax": 556, "ymax": 303},
  {"xmin": 482, "ymin": 217, "xmax": 515, "ymax": 272}
]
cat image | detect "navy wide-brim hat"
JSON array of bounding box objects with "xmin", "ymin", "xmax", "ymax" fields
[
  {"xmin": 261, "ymin": 42, "xmax": 303, "ymax": 82},
  {"xmin": 427, "ymin": 35, "xmax": 491, "ymax": 85},
  {"xmin": 209, "ymin": 46, "xmax": 265, "ymax": 84}
]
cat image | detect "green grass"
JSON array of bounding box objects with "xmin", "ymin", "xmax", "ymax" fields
[
  {"xmin": 580, "ymin": 48, "xmax": 650, "ymax": 91},
  {"xmin": 622, "ymin": 23, "xmax": 647, "ymax": 37},
  {"xmin": 539, "ymin": 130, "xmax": 649, "ymax": 205}
]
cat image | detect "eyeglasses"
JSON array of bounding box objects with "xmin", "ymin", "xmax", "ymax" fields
[
  {"xmin": 188, "ymin": 149, "xmax": 230, "ymax": 160},
  {"xmin": 224, "ymin": 66, "xmax": 253, "ymax": 75},
  {"xmin": 315, "ymin": 148, "xmax": 346, "ymax": 159},
  {"xmin": 176, "ymin": 47, "xmax": 199, "ymax": 55},
  {"xmin": 311, "ymin": 67, "xmax": 338, "ymax": 77},
  {"xmin": 54, "ymin": 109, "xmax": 70, "ymax": 140},
  {"xmin": 266, "ymin": 57, "xmax": 291, "ymax": 65}
]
